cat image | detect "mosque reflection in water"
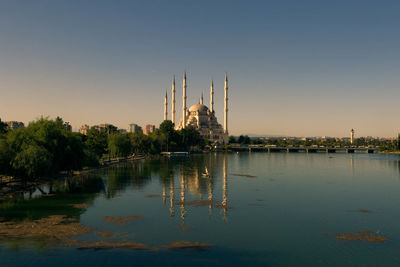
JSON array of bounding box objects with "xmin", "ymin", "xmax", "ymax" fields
[
  {"xmin": 7, "ymin": 153, "xmax": 400, "ymax": 229},
  {"xmin": 169, "ymin": 154, "xmax": 228, "ymax": 222},
  {"xmin": 103, "ymin": 153, "xmax": 230, "ymax": 222},
  {"xmin": 156, "ymin": 153, "xmax": 229, "ymax": 222}
]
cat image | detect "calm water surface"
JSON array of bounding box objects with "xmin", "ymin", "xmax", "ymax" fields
[{"xmin": 1, "ymin": 153, "xmax": 400, "ymax": 266}]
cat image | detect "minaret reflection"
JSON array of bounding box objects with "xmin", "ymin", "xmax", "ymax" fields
[
  {"xmin": 195, "ymin": 170, "xmax": 202, "ymax": 199},
  {"xmin": 180, "ymin": 170, "xmax": 186, "ymax": 221},
  {"xmin": 162, "ymin": 183, "xmax": 167, "ymax": 205},
  {"xmin": 222, "ymin": 154, "xmax": 228, "ymax": 221},
  {"xmin": 158, "ymin": 155, "xmax": 231, "ymax": 222},
  {"xmin": 208, "ymin": 175, "xmax": 213, "ymax": 216},
  {"xmin": 169, "ymin": 175, "xmax": 175, "ymax": 217},
  {"xmin": 350, "ymin": 155, "xmax": 355, "ymax": 177}
]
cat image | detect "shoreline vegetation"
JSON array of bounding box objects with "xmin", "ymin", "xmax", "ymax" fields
[
  {"xmin": 0, "ymin": 117, "xmax": 204, "ymax": 181},
  {"xmin": 0, "ymin": 117, "xmax": 205, "ymax": 199},
  {"xmin": 1, "ymin": 116, "xmax": 400, "ymax": 198},
  {"xmin": 0, "ymin": 140, "xmax": 395, "ymax": 251}
]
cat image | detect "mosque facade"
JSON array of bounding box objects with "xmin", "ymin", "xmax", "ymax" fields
[{"xmin": 163, "ymin": 72, "xmax": 229, "ymax": 144}]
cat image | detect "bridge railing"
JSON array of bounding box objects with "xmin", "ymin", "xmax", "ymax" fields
[{"xmin": 228, "ymin": 145, "xmax": 377, "ymax": 153}]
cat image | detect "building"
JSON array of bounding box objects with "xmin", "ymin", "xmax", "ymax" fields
[
  {"xmin": 93, "ymin": 124, "xmax": 105, "ymax": 131},
  {"xmin": 6, "ymin": 121, "xmax": 24, "ymax": 130},
  {"xmin": 79, "ymin": 124, "xmax": 90, "ymax": 135},
  {"xmin": 164, "ymin": 71, "xmax": 229, "ymax": 144},
  {"xmin": 144, "ymin": 124, "xmax": 156, "ymax": 135},
  {"xmin": 64, "ymin": 122, "xmax": 72, "ymax": 132},
  {"xmin": 129, "ymin": 123, "xmax": 142, "ymax": 133},
  {"xmin": 93, "ymin": 124, "xmax": 113, "ymax": 132}
]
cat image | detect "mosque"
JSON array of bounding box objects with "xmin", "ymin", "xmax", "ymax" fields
[{"xmin": 163, "ymin": 71, "xmax": 229, "ymax": 144}]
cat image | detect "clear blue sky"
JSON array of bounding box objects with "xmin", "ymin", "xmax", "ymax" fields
[{"xmin": 1, "ymin": 0, "xmax": 400, "ymax": 137}]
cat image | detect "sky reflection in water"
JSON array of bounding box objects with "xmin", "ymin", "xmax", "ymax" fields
[{"xmin": 2, "ymin": 153, "xmax": 400, "ymax": 266}]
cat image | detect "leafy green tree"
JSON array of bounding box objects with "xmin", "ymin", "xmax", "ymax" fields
[
  {"xmin": 85, "ymin": 127, "xmax": 108, "ymax": 159},
  {"xmin": 0, "ymin": 119, "xmax": 7, "ymax": 135},
  {"xmin": 159, "ymin": 120, "xmax": 175, "ymax": 138},
  {"xmin": 159, "ymin": 120, "xmax": 176, "ymax": 151},
  {"xmin": 61, "ymin": 133, "xmax": 86, "ymax": 171},
  {"xmin": 105, "ymin": 124, "xmax": 118, "ymax": 135},
  {"xmin": 147, "ymin": 132, "xmax": 161, "ymax": 154},
  {"xmin": 5, "ymin": 117, "xmax": 88, "ymax": 179},
  {"xmin": 179, "ymin": 126, "xmax": 204, "ymax": 151},
  {"xmin": 26, "ymin": 118, "xmax": 71, "ymax": 174},
  {"xmin": 129, "ymin": 132, "xmax": 150, "ymax": 154},
  {"xmin": 0, "ymin": 138, "xmax": 12, "ymax": 174},
  {"xmin": 228, "ymin": 136, "xmax": 236, "ymax": 144},
  {"xmin": 238, "ymin": 135, "xmax": 250, "ymax": 144},
  {"xmin": 108, "ymin": 133, "xmax": 131, "ymax": 157},
  {"xmin": 398, "ymin": 133, "xmax": 400, "ymax": 151},
  {"xmin": 11, "ymin": 143, "xmax": 52, "ymax": 179}
]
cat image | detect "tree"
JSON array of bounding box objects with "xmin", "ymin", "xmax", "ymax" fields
[
  {"xmin": 228, "ymin": 136, "xmax": 236, "ymax": 144},
  {"xmin": 0, "ymin": 138, "xmax": 12, "ymax": 174},
  {"xmin": 11, "ymin": 143, "xmax": 52, "ymax": 179},
  {"xmin": 105, "ymin": 124, "xmax": 118, "ymax": 135},
  {"xmin": 147, "ymin": 132, "xmax": 161, "ymax": 154},
  {"xmin": 179, "ymin": 126, "xmax": 204, "ymax": 151},
  {"xmin": 398, "ymin": 133, "xmax": 400, "ymax": 151},
  {"xmin": 238, "ymin": 135, "xmax": 250, "ymax": 144},
  {"xmin": 0, "ymin": 119, "xmax": 7, "ymax": 135},
  {"xmin": 159, "ymin": 120, "xmax": 175, "ymax": 138},
  {"xmin": 27, "ymin": 117, "xmax": 72, "ymax": 174},
  {"xmin": 61, "ymin": 133, "xmax": 86, "ymax": 172},
  {"xmin": 5, "ymin": 117, "xmax": 88, "ymax": 179},
  {"xmin": 108, "ymin": 133, "xmax": 131, "ymax": 157},
  {"xmin": 85, "ymin": 127, "xmax": 108, "ymax": 159},
  {"xmin": 130, "ymin": 132, "xmax": 150, "ymax": 154},
  {"xmin": 159, "ymin": 120, "xmax": 176, "ymax": 151}
]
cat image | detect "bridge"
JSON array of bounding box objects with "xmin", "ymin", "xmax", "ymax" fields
[{"xmin": 229, "ymin": 145, "xmax": 378, "ymax": 153}]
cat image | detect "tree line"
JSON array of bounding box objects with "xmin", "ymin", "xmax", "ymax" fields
[
  {"xmin": 0, "ymin": 118, "xmax": 204, "ymax": 181},
  {"xmin": 228, "ymin": 134, "xmax": 400, "ymax": 151}
]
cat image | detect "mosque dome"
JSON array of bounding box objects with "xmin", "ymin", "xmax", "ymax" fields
[{"xmin": 189, "ymin": 104, "xmax": 209, "ymax": 113}]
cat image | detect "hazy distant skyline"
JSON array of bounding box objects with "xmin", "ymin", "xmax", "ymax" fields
[{"xmin": 1, "ymin": 0, "xmax": 400, "ymax": 137}]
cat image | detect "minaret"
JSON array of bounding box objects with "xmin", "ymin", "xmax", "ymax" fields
[
  {"xmin": 200, "ymin": 92, "xmax": 203, "ymax": 105},
  {"xmin": 164, "ymin": 90, "xmax": 168, "ymax": 121},
  {"xmin": 182, "ymin": 71, "xmax": 187, "ymax": 128},
  {"xmin": 350, "ymin": 129, "xmax": 355, "ymax": 145},
  {"xmin": 224, "ymin": 72, "xmax": 228, "ymax": 134},
  {"xmin": 210, "ymin": 78, "xmax": 214, "ymax": 113},
  {"xmin": 171, "ymin": 75, "xmax": 176, "ymax": 125}
]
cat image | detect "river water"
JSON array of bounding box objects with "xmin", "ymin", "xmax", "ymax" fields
[{"xmin": 1, "ymin": 152, "xmax": 400, "ymax": 266}]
